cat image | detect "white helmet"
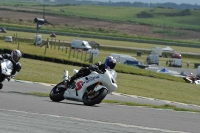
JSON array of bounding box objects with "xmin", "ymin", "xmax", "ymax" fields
[{"xmin": 11, "ymin": 49, "xmax": 22, "ymax": 63}]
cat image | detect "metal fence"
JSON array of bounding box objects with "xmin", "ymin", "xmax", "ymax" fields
[{"xmin": 5, "ymin": 27, "xmax": 200, "ymax": 48}]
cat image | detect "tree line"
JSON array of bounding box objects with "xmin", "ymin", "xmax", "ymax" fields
[{"xmin": 51, "ymin": 0, "xmax": 200, "ymax": 10}]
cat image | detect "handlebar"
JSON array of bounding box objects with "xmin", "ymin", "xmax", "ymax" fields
[{"xmin": 96, "ymin": 69, "xmax": 105, "ymax": 74}]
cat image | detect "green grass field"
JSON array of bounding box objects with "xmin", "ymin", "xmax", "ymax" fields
[
  {"xmin": 1, "ymin": 5, "xmax": 200, "ymax": 31},
  {"xmin": 0, "ymin": 4, "xmax": 200, "ymax": 107},
  {"xmin": 16, "ymin": 58, "xmax": 200, "ymax": 106},
  {"xmin": 0, "ymin": 31, "xmax": 200, "ymax": 106}
]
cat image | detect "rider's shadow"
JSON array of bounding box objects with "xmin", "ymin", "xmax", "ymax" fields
[{"xmin": 48, "ymin": 100, "xmax": 100, "ymax": 107}]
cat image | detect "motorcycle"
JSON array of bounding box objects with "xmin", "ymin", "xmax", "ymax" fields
[
  {"xmin": 183, "ymin": 75, "xmax": 200, "ymax": 85},
  {"xmin": 49, "ymin": 68, "xmax": 117, "ymax": 106},
  {"xmin": 0, "ymin": 58, "xmax": 13, "ymax": 89}
]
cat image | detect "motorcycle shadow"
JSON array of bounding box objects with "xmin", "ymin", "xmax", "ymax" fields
[{"xmin": 48, "ymin": 100, "xmax": 100, "ymax": 107}]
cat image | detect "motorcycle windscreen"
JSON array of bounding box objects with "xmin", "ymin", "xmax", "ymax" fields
[{"xmin": 108, "ymin": 69, "xmax": 117, "ymax": 79}]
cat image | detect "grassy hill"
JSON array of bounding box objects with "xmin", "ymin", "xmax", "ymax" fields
[{"xmin": 1, "ymin": 5, "xmax": 200, "ymax": 31}]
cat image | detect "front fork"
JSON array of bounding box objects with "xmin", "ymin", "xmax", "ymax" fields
[{"xmin": 87, "ymin": 82, "xmax": 101, "ymax": 96}]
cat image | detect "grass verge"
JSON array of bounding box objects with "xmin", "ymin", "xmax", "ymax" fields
[{"xmin": 16, "ymin": 58, "xmax": 200, "ymax": 106}]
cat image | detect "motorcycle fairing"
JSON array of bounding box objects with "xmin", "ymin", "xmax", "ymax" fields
[
  {"xmin": 94, "ymin": 85, "xmax": 107, "ymax": 92},
  {"xmin": 63, "ymin": 70, "xmax": 117, "ymax": 101},
  {"xmin": 64, "ymin": 72, "xmax": 101, "ymax": 101},
  {"xmin": 1, "ymin": 59, "xmax": 13, "ymax": 76}
]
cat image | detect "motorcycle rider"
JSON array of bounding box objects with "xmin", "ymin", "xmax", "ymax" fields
[
  {"xmin": 0, "ymin": 49, "xmax": 22, "ymax": 89},
  {"xmin": 66, "ymin": 56, "xmax": 117, "ymax": 88}
]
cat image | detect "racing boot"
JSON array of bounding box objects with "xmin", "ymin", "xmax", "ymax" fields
[{"xmin": 66, "ymin": 74, "xmax": 77, "ymax": 89}]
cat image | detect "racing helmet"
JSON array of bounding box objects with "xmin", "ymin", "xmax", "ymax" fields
[
  {"xmin": 11, "ymin": 49, "xmax": 22, "ymax": 63},
  {"xmin": 104, "ymin": 56, "xmax": 116, "ymax": 69}
]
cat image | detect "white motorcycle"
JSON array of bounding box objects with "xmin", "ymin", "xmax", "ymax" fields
[
  {"xmin": 49, "ymin": 68, "xmax": 117, "ymax": 106},
  {"xmin": 0, "ymin": 58, "xmax": 13, "ymax": 89}
]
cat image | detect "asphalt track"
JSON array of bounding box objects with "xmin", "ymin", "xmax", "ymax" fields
[{"xmin": 0, "ymin": 81, "xmax": 200, "ymax": 133}]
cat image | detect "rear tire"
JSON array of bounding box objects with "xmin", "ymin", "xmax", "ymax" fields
[
  {"xmin": 0, "ymin": 83, "xmax": 3, "ymax": 90},
  {"xmin": 83, "ymin": 88, "xmax": 108, "ymax": 106},
  {"xmin": 49, "ymin": 82, "xmax": 66, "ymax": 102}
]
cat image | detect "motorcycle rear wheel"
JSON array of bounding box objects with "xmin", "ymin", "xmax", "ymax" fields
[
  {"xmin": 49, "ymin": 82, "xmax": 66, "ymax": 102},
  {"xmin": 83, "ymin": 88, "xmax": 108, "ymax": 106}
]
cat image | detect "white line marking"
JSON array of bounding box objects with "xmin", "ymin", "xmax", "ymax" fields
[{"xmin": 0, "ymin": 108, "xmax": 188, "ymax": 133}]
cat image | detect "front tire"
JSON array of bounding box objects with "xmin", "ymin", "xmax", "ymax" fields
[
  {"xmin": 49, "ymin": 82, "xmax": 66, "ymax": 102},
  {"xmin": 83, "ymin": 88, "xmax": 108, "ymax": 106}
]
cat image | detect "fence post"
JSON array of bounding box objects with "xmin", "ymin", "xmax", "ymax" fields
[
  {"xmin": 76, "ymin": 50, "xmax": 79, "ymax": 59},
  {"xmin": 68, "ymin": 48, "xmax": 71, "ymax": 59},
  {"xmin": 54, "ymin": 39, "xmax": 56, "ymax": 49},
  {"xmin": 62, "ymin": 41, "xmax": 64, "ymax": 52},
  {"xmin": 58, "ymin": 40, "xmax": 60, "ymax": 50},
  {"xmin": 81, "ymin": 50, "xmax": 83, "ymax": 61},
  {"xmin": 44, "ymin": 38, "xmax": 48, "ymax": 55},
  {"xmin": 50, "ymin": 38, "xmax": 52, "ymax": 48},
  {"xmin": 17, "ymin": 39, "xmax": 19, "ymax": 49},
  {"xmin": 73, "ymin": 49, "xmax": 75, "ymax": 58},
  {"xmin": 13, "ymin": 34, "xmax": 15, "ymax": 44},
  {"xmin": 15, "ymin": 33, "xmax": 17, "ymax": 44},
  {"xmin": 65, "ymin": 43, "xmax": 68, "ymax": 54},
  {"xmin": 84, "ymin": 51, "xmax": 87, "ymax": 61}
]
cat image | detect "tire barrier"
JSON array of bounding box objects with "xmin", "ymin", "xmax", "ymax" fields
[
  {"xmin": 53, "ymin": 58, "xmax": 64, "ymax": 64},
  {"xmin": 22, "ymin": 53, "xmax": 35, "ymax": 59},
  {"xmin": 43, "ymin": 57, "xmax": 54, "ymax": 62},
  {"xmin": 63, "ymin": 60, "xmax": 73, "ymax": 65},
  {"xmin": 3, "ymin": 49, "xmax": 12, "ymax": 54},
  {"xmin": 34, "ymin": 55, "xmax": 44, "ymax": 61}
]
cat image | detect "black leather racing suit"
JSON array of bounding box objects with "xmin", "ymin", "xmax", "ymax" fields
[{"xmin": 68, "ymin": 62, "xmax": 105, "ymax": 85}]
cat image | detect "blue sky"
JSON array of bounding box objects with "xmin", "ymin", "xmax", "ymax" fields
[{"xmin": 91, "ymin": 0, "xmax": 200, "ymax": 5}]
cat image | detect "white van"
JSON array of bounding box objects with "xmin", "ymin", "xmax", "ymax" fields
[
  {"xmin": 71, "ymin": 39, "xmax": 92, "ymax": 50},
  {"xmin": 5, "ymin": 36, "xmax": 13, "ymax": 42},
  {"xmin": 146, "ymin": 54, "xmax": 159, "ymax": 65},
  {"xmin": 118, "ymin": 56, "xmax": 137, "ymax": 64},
  {"xmin": 169, "ymin": 58, "xmax": 182, "ymax": 67},
  {"xmin": 34, "ymin": 35, "xmax": 42, "ymax": 46},
  {"xmin": 110, "ymin": 53, "xmax": 132, "ymax": 63}
]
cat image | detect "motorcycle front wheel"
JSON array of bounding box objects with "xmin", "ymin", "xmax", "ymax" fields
[
  {"xmin": 49, "ymin": 82, "xmax": 66, "ymax": 102},
  {"xmin": 83, "ymin": 88, "xmax": 108, "ymax": 106}
]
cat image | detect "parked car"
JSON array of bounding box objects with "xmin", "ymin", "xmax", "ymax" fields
[
  {"xmin": 5, "ymin": 36, "xmax": 12, "ymax": 42},
  {"xmin": 50, "ymin": 32, "xmax": 56, "ymax": 37},
  {"xmin": 146, "ymin": 54, "xmax": 159, "ymax": 65},
  {"xmin": 71, "ymin": 39, "xmax": 92, "ymax": 51},
  {"xmin": 1, "ymin": 27, "xmax": 6, "ymax": 33},
  {"xmin": 124, "ymin": 60, "xmax": 149, "ymax": 69}
]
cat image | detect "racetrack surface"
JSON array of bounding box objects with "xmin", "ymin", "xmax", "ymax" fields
[{"xmin": 0, "ymin": 81, "xmax": 199, "ymax": 133}]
